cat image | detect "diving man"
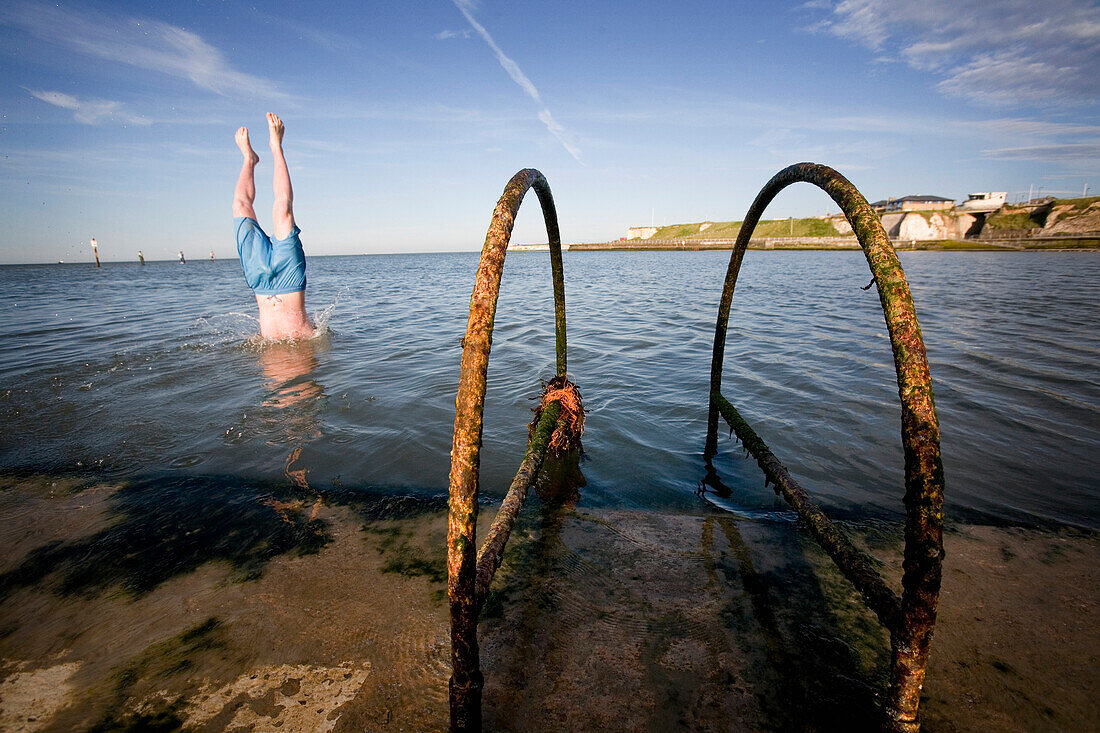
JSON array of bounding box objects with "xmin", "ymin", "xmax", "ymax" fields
[{"xmin": 233, "ymin": 113, "xmax": 314, "ymax": 340}]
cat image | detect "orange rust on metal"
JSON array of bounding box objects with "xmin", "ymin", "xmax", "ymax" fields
[
  {"xmin": 704, "ymin": 162, "xmax": 944, "ymax": 733},
  {"xmin": 447, "ymin": 168, "xmax": 567, "ymax": 732}
]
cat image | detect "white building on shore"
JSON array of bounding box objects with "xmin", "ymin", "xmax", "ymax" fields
[{"xmin": 958, "ymin": 192, "xmax": 1006, "ymax": 213}]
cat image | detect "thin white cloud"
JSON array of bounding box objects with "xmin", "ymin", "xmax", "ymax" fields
[
  {"xmin": 2, "ymin": 141, "xmax": 223, "ymax": 185},
  {"xmin": 968, "ymin": 118, "xmax": 1100, "ymax": 138},
  {"xmin": 435, "ymin": 29, "xmax": 472, "ymax": 40},
  {"xmin": 450, "ymin": 0, "xmax": 583, "ymax": 164},
  {"xmin": 572, "ymin": 91, "xmax": 1100, "ymax": 168},
  {"xmin": 576, "ymin": 97, "xmax": 1098, "ymax": 143},
  {"xmin": 808, "ymin": 0, "xmax": 1100, "ymax": 107},
  {"xmin": 27, "ymin": 89, "xmax": 151, "ymax": 126},
  {"xmin": 982, "ymin": 144, "xmax": 1100, "ymax": 162},
  {"xmin": 935, "ymin": 51, "xmax": 1078, "ymax": 106},
  {"xmin": 0, "ymin": 1, "xmax": 285, "ymax": 99}
]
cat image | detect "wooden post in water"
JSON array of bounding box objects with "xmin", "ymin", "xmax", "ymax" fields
[{"xmin": 91, "ymin": 238, "xmax": 100, "ymax": 268}]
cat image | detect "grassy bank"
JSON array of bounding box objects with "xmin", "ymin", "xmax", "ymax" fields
[{"xmin": 652, "ymin": 217, "xmax": 837, "ymax": 240}]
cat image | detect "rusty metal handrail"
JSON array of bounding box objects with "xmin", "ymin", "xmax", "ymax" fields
[
  {"xmin": 447, "ymin": 168, "xmax": 576, "ymax": 731},
  {"xmin": 704, "ymin": 163, "xmax": 945, "ymax": 733}
]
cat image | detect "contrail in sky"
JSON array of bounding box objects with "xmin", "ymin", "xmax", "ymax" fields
[{"xmin": 452, "ymin": 0, "xmax": 583, "ymax": 164}]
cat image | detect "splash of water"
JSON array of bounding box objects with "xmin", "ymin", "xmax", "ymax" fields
[
  {"xmin": 310, "ymin": 286, "xmax": 348, "ymax": 336},
  {"xmin": 192, "ymin": 312, "xmax": 262, "ymax": 347},
  {"xmin": 191, "ymin": 285, "xmax": 346, "ymax": 348}
]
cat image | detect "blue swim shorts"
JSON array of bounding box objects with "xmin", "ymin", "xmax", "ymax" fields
[{"xmin": 234, "ymin": 217, "xmax": 307, "ymax": 295}]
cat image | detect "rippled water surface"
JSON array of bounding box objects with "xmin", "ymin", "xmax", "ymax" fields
[
  {"xmin": 1, "ymin": 249, "xmax": 1098, "ymax": 730},
  {"xmin": 1, "ymin": 250, "xmax": 1097, "ymax": 528}
]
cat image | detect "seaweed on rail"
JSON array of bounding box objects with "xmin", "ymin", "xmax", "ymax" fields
[{"xmin": 528, "ymin": 375, "xmax": 585, "ymax": 455}]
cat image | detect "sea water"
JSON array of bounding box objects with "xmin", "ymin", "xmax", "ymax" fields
[
  {"xmin": 2, "ymin": 251, "xmax": 1096, "ymax": 528},
  {"xmin": 0, "ymin": 250, "xmax": 1097, "ymax": 730}
]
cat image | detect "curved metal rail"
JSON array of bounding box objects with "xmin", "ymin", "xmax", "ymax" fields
[
  {"xmin": 447, "ymin": 168, "xmax": 579, "ymax": 731},
  {"xmin": 705, "ymin": 162, "xmax": 945, "ymax": 733}
]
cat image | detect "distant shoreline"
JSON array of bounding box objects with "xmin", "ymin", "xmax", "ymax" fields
[
  {"xmin": 9, "ymin": 239, "xmax": 1099, "ymax": 266},
  {"xmin": 513, "ymin": 237, "xmax": 1100, "ymax": 253}
]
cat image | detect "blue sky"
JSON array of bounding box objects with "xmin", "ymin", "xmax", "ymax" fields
[{"xmin": 1, "ymin": 0, "xmax": 1097, "ymax": 263}]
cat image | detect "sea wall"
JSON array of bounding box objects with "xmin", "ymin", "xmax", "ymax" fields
[{"xmin": 568, "ymin": 236, "xmax": 858, "ymax": 251}]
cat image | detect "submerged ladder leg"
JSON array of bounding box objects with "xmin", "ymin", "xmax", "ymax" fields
[
  {"xmin": 448, "ymin": 169, "xmax": 578, "ymax": 732},
  {"xmin": 705, "ymin": 162, "xmax": 945, "ymax": 732}
]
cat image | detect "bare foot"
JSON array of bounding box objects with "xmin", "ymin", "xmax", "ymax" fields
[
  {"xmin": 236, "ymin": 127, "xmax": 259, "ymax": 165},
  {"xmin": 267, "ymin": 113, "xmax": 284, "ymax": 150}
]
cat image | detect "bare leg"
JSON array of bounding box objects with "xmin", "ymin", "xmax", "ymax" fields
[
  {"xmin": 233, "ymin": 117, "xmax": 312, "ymax": 340},
  {"xmin": 268, "ymin": 113, "xmax": 295, "ymax": 239},
  {"xmin": 250, "ymin": 113, "xmax": 312, "ymax": 340},
  {"xmin": 234, "ymin": 127, "xmax": 259, "ymax": 220}
]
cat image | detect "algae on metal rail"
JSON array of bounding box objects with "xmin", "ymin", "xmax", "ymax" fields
[{"xmin": 705, "ymin": 162, "xmax": 945, "ymax": 732}]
